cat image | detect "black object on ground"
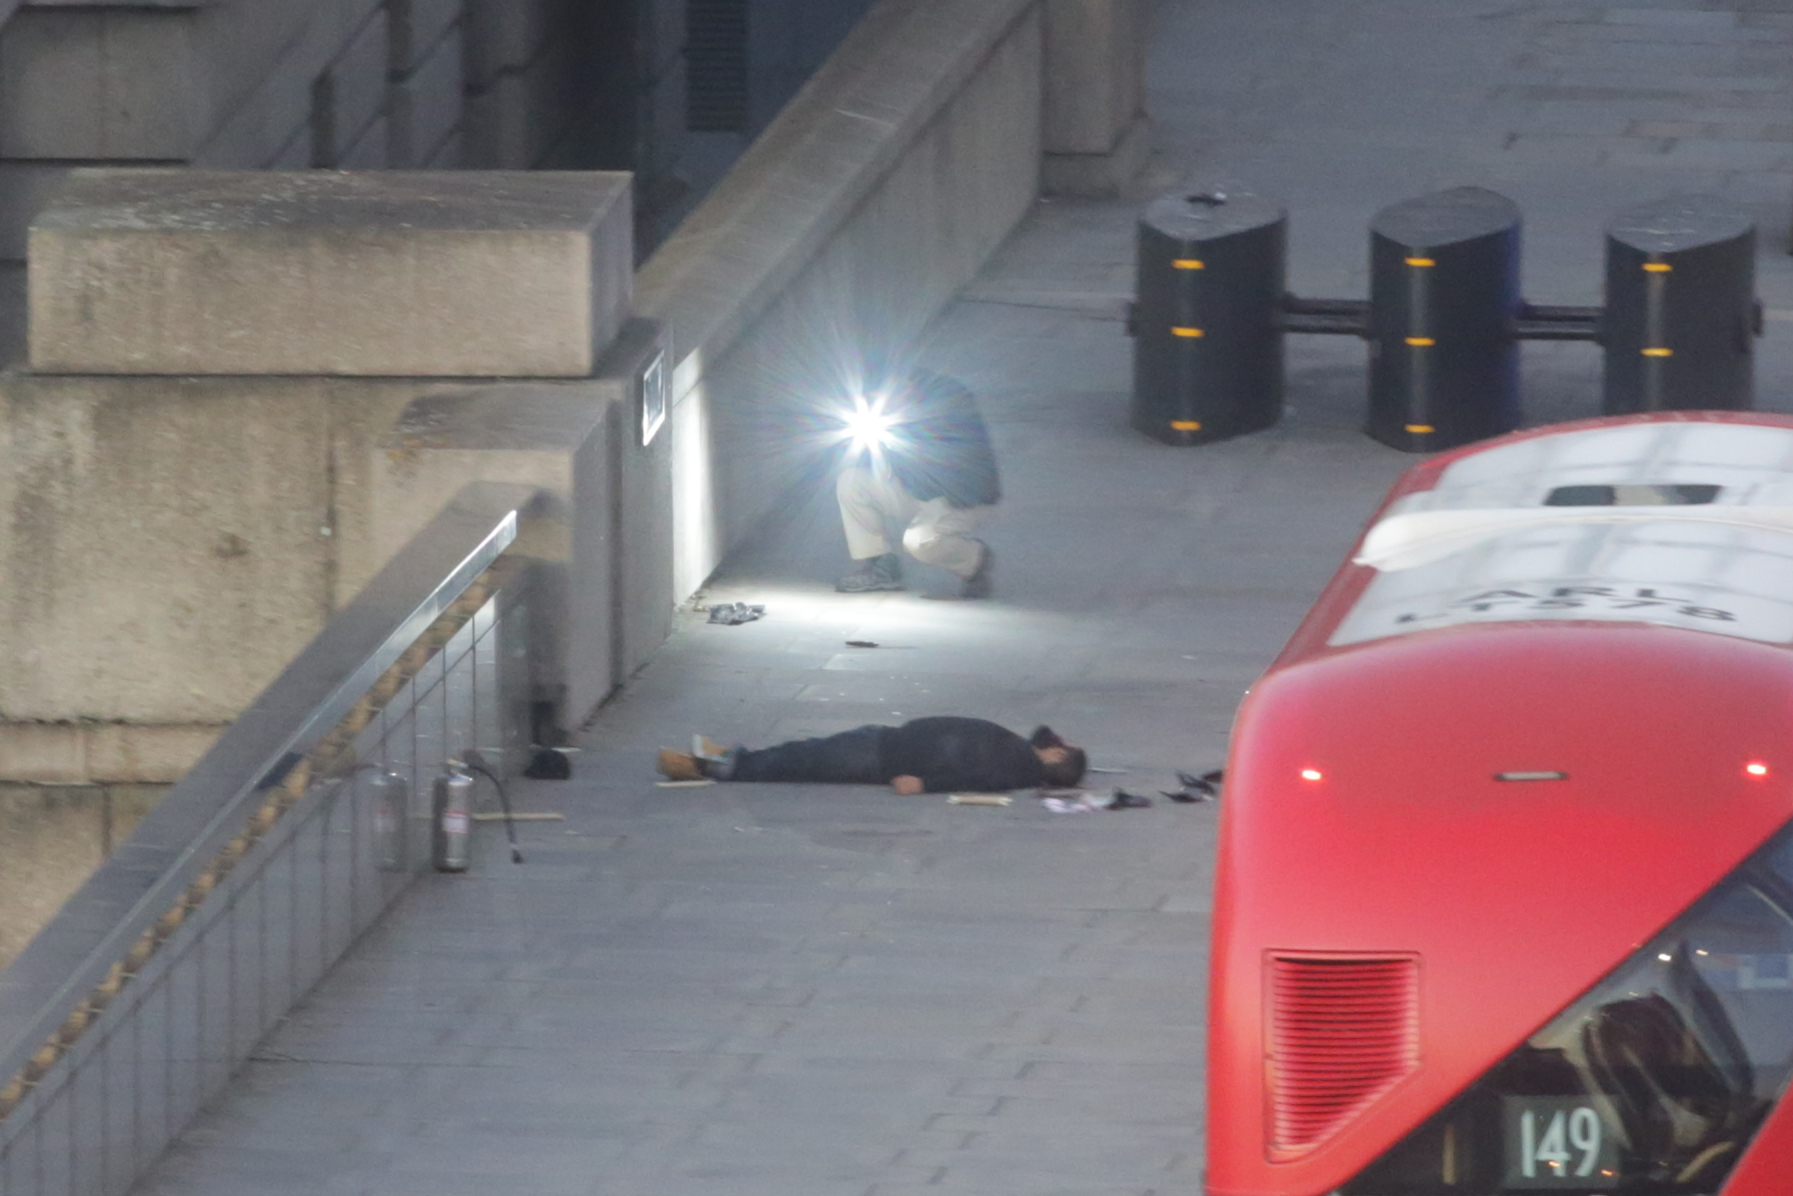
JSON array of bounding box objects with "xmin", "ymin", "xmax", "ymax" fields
[
  {"xmin": 846, "ymin": 640, "xmax": 879, "ymax": 648},
  {"xmin": 1165, "ymin": 769, "xmax": 1224, "ymax": 802},
  {"xmin": 707, "ymin": 602, "xmax": 767, "ymax": 625},
  {"xmin": 1107, "ymin": 789, "xmax": 1154, "ymax": 810},
  {"xmin": 524, "ymin": 747, "xmax": 572, "ymax": 781}
]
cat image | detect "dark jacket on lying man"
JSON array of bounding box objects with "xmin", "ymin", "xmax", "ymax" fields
[{"xmin": 684, "ymin": 717, "xmax": 1086, "ymax": 793}]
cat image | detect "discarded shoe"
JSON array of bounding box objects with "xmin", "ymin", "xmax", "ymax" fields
[
  {"xmin": 706, "ymin": 602, "xmax": 766, "ymax": 625},
  {"xmin": 524, "ymin": 747, "xmax": 572, "ymax": 780},
  {"xmin": 836, "ymin": 553, "xmax": 905, "ymax": 593},
  {"xmin": 656, "ymin": 749, "xmax": 704, "ymax": 781},
  {"xmin": 961, "ymin": 541, "xmax": 994, "ymax": 600}
]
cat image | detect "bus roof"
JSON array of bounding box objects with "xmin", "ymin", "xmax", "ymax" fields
[{"xmin": 1294, "ymin": 415, "xmax": 1793, "ymax": 654}]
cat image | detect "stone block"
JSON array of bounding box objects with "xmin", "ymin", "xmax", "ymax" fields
[
  {"xmin": 85, "ymin": 723, "xmax": 221, "ymax": 782},
  {"xmin": 390, "ymin": 22, "xmax": 465, "ymax": 168},
  {"xmin": 1042, "ymin": 0, "xmax": 1144, "ymax": 156},
  {"xmin": 0, "ymin": 163, "xmax": 71, "ymax": 263},
  {"xmin": 0, "ymin": 785, "xmax": 103, "ymax": 970},
  {"xmin": 1042, "ymin": 112, "xmax": 1149, "ymax": 198},
  {"xmin": 28, "ymin": 169, "xmax": 633, "ymax": 376},
  {"xmin": 0, "ymin": 724, "xmax": 86, "ymax": 786},
  {"xmin": 0, "ymin": 723, "xmax": 221, "ymax": 785},
  {"xmin": 372, "ymin": 384, "xmax": 611, "ymax": 727},
  {"xmin": 367, "ymin": 320, "xmax": 673, "ymax": 731},
  {"xmin": 0, "ymin": 373, "xmax": 431, "ymax": 729},
  {"xmin": 0, "ymin": 7, "xmax": 198, "ymax": 159}
]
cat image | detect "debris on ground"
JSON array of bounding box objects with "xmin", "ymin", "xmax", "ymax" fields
[
  {"xmin": 845, "ymin": 639, "xmax": 879, "ymax": 648},
  {"xmin": 524, "ymin": 747, "xmax": 573, "ymax": 779},
  {"xmin": 948, "ymin": 794, "xmax": 1012, "ymax": 806},
  {"xmin": 1042, "ymin": 793, "xmax": 1105, "ymax": 814},
  {"xmin": 656, "ymin": 779, "xmax": 716, "ymax": 788},
  {"xmin": 1107, "ymin": 789, "xmax": 1153, "ymax": 810},
  {"xmin": 706, "ymin": 602, "xmax": 766, "ymax": 625},
  {"xmin": 1163, "ymin": 769, "xmax": 1224, "ymax": 802}
]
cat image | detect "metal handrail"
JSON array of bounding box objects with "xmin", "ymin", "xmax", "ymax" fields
[{"xmin": 0, "ymin": 481, "xmax": 541, "ymax": 1124}]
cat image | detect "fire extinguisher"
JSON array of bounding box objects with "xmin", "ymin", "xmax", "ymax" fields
[
  {"xmin": 432, "ymin": 762, "xmax": 474, "ymax": 872},
  {"xmin": 371, "ymin": 770, "xmax": 410, "ymax": 873}
]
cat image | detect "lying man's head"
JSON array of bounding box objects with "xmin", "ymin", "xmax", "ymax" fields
[{"xmin": 1029, "ymin": 726, "xmax": 1088, "ymax": 788}]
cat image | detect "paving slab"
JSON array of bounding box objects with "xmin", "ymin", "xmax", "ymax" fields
[{"xmin": 125, "ymin": 1, "xmax": 1793, "ymax": 1194}]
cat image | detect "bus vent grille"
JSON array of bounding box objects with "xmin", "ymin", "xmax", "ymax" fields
[{"xmin": 1267, "ymin": 954, "xmax": 1419, "ymax": 1160}]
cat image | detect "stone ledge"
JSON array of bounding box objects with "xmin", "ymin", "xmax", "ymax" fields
[
  {"xmin": 0, "ymin": 722, "xmax": 221, "ymax": 784},
  {"xmin": 28, "ymin": 169, "xmax": 632, "ymax": 376}
]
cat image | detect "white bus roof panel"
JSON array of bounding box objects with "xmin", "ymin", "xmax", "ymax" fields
[{"xmin": 1331, "ymin": 422, "xmax": 1793, "ymax": 647}]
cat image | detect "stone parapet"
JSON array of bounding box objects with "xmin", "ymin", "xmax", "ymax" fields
[{"xmin": 27, "ymin": 169, "xmax": 632, "ymax": 376}]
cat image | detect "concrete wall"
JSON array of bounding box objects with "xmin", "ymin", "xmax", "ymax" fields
[
  {"xmin": 0, "ymin": 169, "xmax": 650, "ymax": 784},
  {"xmin": 636, "ymin": 0, "xmax": 1046, "ymax": 598},
  {"xmin": 367, "ymin": 321, "xmax": 674, "ymax": 732},
  {"xmin": 1041, "ymin": 0, "xmax": 1147, "ymax": 197},
  {"xmin": 0, "ymin": 784, "xmax": 161, "ymax": 973}
]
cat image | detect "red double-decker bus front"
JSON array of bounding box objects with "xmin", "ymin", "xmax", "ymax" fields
[{"xmin": 1208, "ymin": 413, "xmax": 1793, "ymax": 1196}]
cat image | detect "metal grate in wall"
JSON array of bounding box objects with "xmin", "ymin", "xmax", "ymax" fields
[{"xmin": 686, "ymin": 0, "xmax": 749, "ymax": 132}]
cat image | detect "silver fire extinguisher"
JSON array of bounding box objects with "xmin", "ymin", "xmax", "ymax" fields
[
  {"xmin": 371, "ymin": 770, "xmax": 410, "ymax": 873},
  {"xmin": 432, "ymin": 762, "xmax": 474, "ymax": 873}
]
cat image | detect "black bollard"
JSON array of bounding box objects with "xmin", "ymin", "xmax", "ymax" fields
[
  {"xmin": 1366, "ymin": 187, "xmax": 1523, "ymax": 453},
  {"xmin": 1603, "ymin": 196, "xmax": 1757, "ymax": 416},
  {"xmin": 1131, "ymin": 191, "xmax": 1286, "ymax": 445}
]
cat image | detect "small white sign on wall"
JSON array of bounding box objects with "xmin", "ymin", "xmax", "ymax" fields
[{"xmin": 640, "ymin": 350, "xmax": 667, "ymax": 447}]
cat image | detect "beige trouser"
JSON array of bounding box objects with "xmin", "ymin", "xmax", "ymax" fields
[{"xmin": 837, "ymin": 463, "xmax": 988, "ymax": 578}]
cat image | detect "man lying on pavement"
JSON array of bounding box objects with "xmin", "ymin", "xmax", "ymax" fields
[{"xmin": 657, "ymin": 716, "xmax": 1087, "ymax": 794}]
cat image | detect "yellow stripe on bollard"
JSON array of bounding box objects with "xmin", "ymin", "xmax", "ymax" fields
[
  {"xmin": 1405, "ymin": 257, "xmax": 1436, "ymax": 268},
  {"xmin": 1405, "ymin": 424, "xmax": 1435, "ymax": 434},
  {"xmin": 1171, "ymin": 327, "xmax": 1205, "ymax": 338},
  {"xmin": 1170, "ymin": 420, "xmax": 1204, "ymax": 431},
  {"xmin": 1405, "ymin": 336, "xmax": 1435, "ymax": 347},
  {"xmin": 1173, "ymin": 259, "xmax": 1206, "ymax": 269},
  {"xmin": 1642, "ymin": 347, "xmax": 1674, "ymax": 357},
  {"xmin": 1643, "ymin": 263, "xmax": 1673, "ymax": 273}
]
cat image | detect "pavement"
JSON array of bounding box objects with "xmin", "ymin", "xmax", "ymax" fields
[{"xmin": 129, "ymin": 1, "xmax": 1793, "ymax": 1194}]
